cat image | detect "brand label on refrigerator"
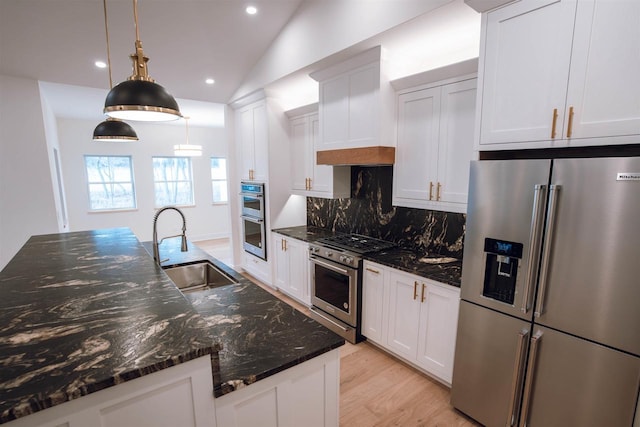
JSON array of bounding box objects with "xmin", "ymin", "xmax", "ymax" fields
[{"xmin": 616, "ymin": 173, "xmax": 640, "ymax": 181}]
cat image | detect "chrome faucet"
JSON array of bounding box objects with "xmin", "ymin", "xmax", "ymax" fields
[{"xmin": 153, "ymin": 206, "xmax": 188, "ymax": 266}]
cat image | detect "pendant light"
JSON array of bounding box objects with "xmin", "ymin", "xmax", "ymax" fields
[
  {"xmin": 93, "ymin": 0, "xmax": 138, "ymax": 142},
  {"xmin": 174, "ymin": 117, "xmax": 202, "ymax": 157},
  {"xmin": 103, "ymin": 0, "xmax": 181, "ymax": 122}
]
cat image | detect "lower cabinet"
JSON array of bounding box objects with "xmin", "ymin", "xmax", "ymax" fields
[
  {"xmin": 243, "ymin": 252, "xmax": 271, "ymax": 286},
  {"xmin": 362, "ymin": 260, "xmax": 460, "ymax": 385},
  {"xmin": 272, "ymin": 233, "xmax": 310, "ymax": 306},
  {"xmin": 214, "ymin": 349, "xmax": 340, "ymax": 427},
  {"xmin": 8, "ymin": 355, "xmax": 217, "ymax": 427}
]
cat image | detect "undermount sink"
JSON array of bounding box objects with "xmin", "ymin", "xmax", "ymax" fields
[{"xmin": 163, "ymin": 261, "xmax": 236, "ymax": 293}]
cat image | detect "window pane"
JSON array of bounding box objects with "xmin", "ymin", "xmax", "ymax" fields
[
  {"xmin": 85, "ymin": 156, "xmax": 135, "ymax": 210},
  {"xmin": 210, "ymin": 158, "xmax": 227, "ymax": 179},
  {"xmin": 210, "ymin": 157, "xmax": 228, "ymax": 203},
  {"xmin": 153, "ymin": 157, "xmax": 194, "ymax": 206},
  {"xmin": 212, "ymin": 181, "xmax": 228, "ymax": 203}
]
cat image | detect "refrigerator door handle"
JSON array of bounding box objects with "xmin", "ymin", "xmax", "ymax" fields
[
  {"xmin": 519, "ymin": 331, "xmax": 543, "ymax": 427},
  {"xmin": 507, "ymin": 329, "xmax": 530, "ymax": 427},
  {"xmin": 522, "ymin": 185, "xmax": 548, "ymax": 314},
  {"xmin": 535, "ymin": 185, "xmax": 561, "ymax": 318}
]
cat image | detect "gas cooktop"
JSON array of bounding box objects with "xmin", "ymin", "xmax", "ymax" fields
[{"xmin": 314, "ymin": 234, "xmax": 396, "ymax": 255}]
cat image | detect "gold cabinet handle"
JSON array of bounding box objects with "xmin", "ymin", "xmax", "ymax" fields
[
  {"xmin": 566, "ymin": 106, "xmax": 574, "ymax": 138},
  {"xmin": 284, "ymin": 240, "xmax": 287, "ymax": 251},
  {"xmin": 413, "ymin": 281, "xmax": 418, "ymax": 300},
  {"xmin": 429, "ymin": 182, "xmax": 434, "ymax": 201},
  {"xmin": 281, "ymin": 239, "xmax": 284, "ymax": 251},
  {"xmin": 551, "ymin": 108, "xmax": 558, "ymax": 139},
  {"xmin": 421, "ymin": 283, "xmax": 426, "ymax": 303},
  {"xmin": 365, "ymin": 267, "xmax": 380, "ymax": 274},
  {"xmin": 308, "ymin": 177, "xmax": 312, "ymax": 190},
  {"xmin": 436, "ymin": 182, "xmax": 442, "ymax": 201}
]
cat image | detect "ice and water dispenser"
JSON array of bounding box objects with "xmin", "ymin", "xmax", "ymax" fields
[{"xmin": 482, "ymin": 238, "xmax": 523, "ymax": 305}]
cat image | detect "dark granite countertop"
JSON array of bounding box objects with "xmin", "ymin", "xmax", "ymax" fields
[
  {"xmin": 364, "ymin": 249, "xmax": 462, "ymax": 288},
  {"xmin": 0, "ymin": 228, "xmax": 220, "ymax": 424},
  {"xmin": 272, "ymin": 225, "xmax": 462, "ymax": 287},
  {"xmin": 271, "ymin": 225, "xmax": 341, "ymax": 242},
  {"xmin": 142, "ymin": 238, "xmax": 345, "ymax": 398}
]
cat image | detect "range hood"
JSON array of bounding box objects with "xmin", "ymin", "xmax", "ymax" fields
[{"xmin": 316, "ymin": 146, "xmax": 395, "ymax": 166}]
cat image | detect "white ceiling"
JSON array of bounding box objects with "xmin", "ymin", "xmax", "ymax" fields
[
  {"xmin": 0, "ymin": 0, "xmax": 303, "ymax": 104},
  {"xmin": 0, "ymin": 0, "xmax": 481, "ymax": 126}
]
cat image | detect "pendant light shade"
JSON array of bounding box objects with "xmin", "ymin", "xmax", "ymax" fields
[
  {"xmin": 103, "ymin": 0, "xmax": 181, "ymax": 122},
  {"xmin": 93, "ymin": 117, "xmax": 139, "ymax": 141},
  {"xmin": 105, "ymin": 79, "xmax": 181, "ymax": 121},
  {"xmin": 174, "ymin": 117, "xmax": 202, "ymax": 156},
  {"xmin": 93, "ymin": 0, "xmax": 138, "ymax": 142}
]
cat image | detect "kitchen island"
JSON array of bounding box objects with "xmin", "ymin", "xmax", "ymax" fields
[{"xmin": 0, "ymin": 228, "xmax": 344, "ymax": 427}]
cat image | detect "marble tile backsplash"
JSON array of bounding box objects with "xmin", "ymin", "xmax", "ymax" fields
[{"xmin": 307, "ymin": 166, "xmax": 466, "ymax": 258}]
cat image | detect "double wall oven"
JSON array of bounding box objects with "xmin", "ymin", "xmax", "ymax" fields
[
  {"xmin": 240, "ymin": 182, "xmax": 266, "ymax": 260},
  {"xmin": 309, "ymin": 234, "xmax": 395, "ymax": 343}
]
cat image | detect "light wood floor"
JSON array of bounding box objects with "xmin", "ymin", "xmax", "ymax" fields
[{"xmin": 194, "ymin": 239, "xmax": 480, "ymax": 427}]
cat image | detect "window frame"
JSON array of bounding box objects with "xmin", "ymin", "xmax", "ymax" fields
[
  {"xmin": 84, "ymin": 155, "xmax": 137, "ymax": 212},
  {"xmin": 210, "ymin": 157, "xmax": 228, "ymax": 205},
  {"xmin": 152, "ymin": 156, "xmax": 195, "ymax": 208}
]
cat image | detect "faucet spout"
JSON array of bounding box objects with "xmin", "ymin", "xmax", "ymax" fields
[{"xmin": 153, "ymin": 206, "xmax": 188, "ymax": 266}]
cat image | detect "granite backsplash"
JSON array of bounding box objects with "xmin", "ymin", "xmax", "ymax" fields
[{"xmin": 307, "ymin": 166, "xmax": 465, "ymax": 258}]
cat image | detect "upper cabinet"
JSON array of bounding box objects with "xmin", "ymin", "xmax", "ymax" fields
[
  {"xmin": 310, "ymin": 46, "xmax": 396, "ymax": 153},
  {"xmin": 237, "ymin": 100, "xmax": 269, "ymax": 181},
  {"xmin": 392, "ymin": 60, "xmax": 478, "ymax": 213},
  {"xmin": 286, "ymin": 105, "xmax": 350, "ymax": 198},
  {"xmin": 477, "ymin": 0, "xmax": 640, "ymax": 150}
]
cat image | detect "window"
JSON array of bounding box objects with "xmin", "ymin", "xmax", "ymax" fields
[
  {"xmin": 84, "ymin": 155, "xmax": 136, "ymax": 211},
  {"xmin": 211, "ymin": 157, "xmax": 228, "ymax": 203},
  {"xmin": 153, "ymin": 157, "xmax": 194, "ymax": 207}
]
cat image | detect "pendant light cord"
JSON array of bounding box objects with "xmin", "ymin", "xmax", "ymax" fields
[
  {"xmin": 185, "ymin": 116, "xmax": 190, "ymax": 143},
  {"xmin": 102, "ymin": 0, "xmax": 113, "ymax": 89},
  {"xmin": 133, "ymin": 0, "xmax": 141, "ymax": 43}
]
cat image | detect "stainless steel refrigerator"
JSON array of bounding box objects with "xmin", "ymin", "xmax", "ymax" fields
[{"xmin": 451, "ymin": 157, "xmax": 640, "ymax": 427}]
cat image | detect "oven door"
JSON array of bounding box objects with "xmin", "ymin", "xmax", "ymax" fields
[
  {"xmin": 310, "ymin": 255, "xmax": 358, "ymax": 326},
  {"xmin": 241, "ymin": 215, "xmax": 266, "ymax": 260},
  {"xmin": 240, "ymin": 192, "xmax": 264, "ymax": 218}
]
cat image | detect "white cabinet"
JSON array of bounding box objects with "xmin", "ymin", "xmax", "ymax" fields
[
  {"xmin": 215, "ymin": 349, "xmax": 340, "ymax": 427},
  {"xmin": 237, "ymin": 100, "xmax": 269, "ymax": 181},
  {"xmin": 272, "ymin": 233, "xmax": 310, "ymax": 306},
  {"xmin": 362, "ymin": 261, "xmax": 460, "ymax": 385},
  {"xmin": 386, "ymin": 269, "xmax": 423, "ymax": 361},
  {"xmin": 8, "ymin": 356, "xmax": 217, "ymax": 427},
  {"xmin": 393, "ymin": 77, "xmax": 476, "ymax": 213},
  {"xmin": 362, "ymin": 261, "xmax": 387, "ymax": 343},
  {"xmin": 477, "ymin": 0, "xmax": 640, "ymax": 149},
  {"xmin": 310, "ymin": 46, "xmax": 395, "ymax": 152},
  {"xmin": 287, "ymin": 107, "xmax": 350, "ymax": 199}
]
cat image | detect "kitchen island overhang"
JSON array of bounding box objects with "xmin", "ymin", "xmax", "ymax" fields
[{"xmin": 0, "ymin": 228, "xmax": 221, "ymax": 423}]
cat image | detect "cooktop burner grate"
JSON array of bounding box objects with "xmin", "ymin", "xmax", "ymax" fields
[{"xmin": 315, "ymin": 234, "xmax": 396, "ymax": 254}]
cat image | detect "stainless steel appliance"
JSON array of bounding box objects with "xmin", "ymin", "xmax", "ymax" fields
[
  {"xmin": 451, "ymin": 158, "xmax": 640, "ymax": 427},
  {"xmin": 240, "ymin": 181, "xmax": 265, "ymax": 218},
  {"xmin": 240, "ymin": 181, "xmax": 266, "ymax": 260},
  {"xmin": 309, "ymin": 234, "xmax": 395, "ymax": 343}
]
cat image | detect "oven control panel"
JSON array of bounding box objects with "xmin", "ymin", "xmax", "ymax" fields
[{"xmin": 309, "ymin": 245, "xmax": 360, "ymax": 267}]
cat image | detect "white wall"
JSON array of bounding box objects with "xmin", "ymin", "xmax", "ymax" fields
[
  {"xmin": 230, "ymin": 0, "xmax": 453, "ymax": 102},
  {"xmin": 56, "ymin": 118, "xmax": 232, "ymax": 243},
  {"xmin": 0, "ymin": 74, "xmax": 60, "ymax": 269}
]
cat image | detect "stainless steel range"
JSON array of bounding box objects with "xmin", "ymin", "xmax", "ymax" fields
[{"xmin": 308, "ymin": 234, "xmax": 395, "ymax": 343}]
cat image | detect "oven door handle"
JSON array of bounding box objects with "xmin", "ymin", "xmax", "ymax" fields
[
  {"xmin": 241, "ymin": 215, "xmax": 264, "ymax": 224},
  {"xmin": 310, "ymin": 257, "xmax": 350, "ymax": 276},
  {"xmin": 239, "ymin": 192, "xmax": 263, "ymax": 198}
]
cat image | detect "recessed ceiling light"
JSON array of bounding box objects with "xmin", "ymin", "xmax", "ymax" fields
[
  {"xmin": 205, "ymin": 78, "xmax": 215, "ymax": 85},
  {"xmin": 246, "ymin": 5, "xmax": 257, "ymax": 15},
  {"xmin": 95, "ymin": 60, "xmax": 107, "ymax": 68}
]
